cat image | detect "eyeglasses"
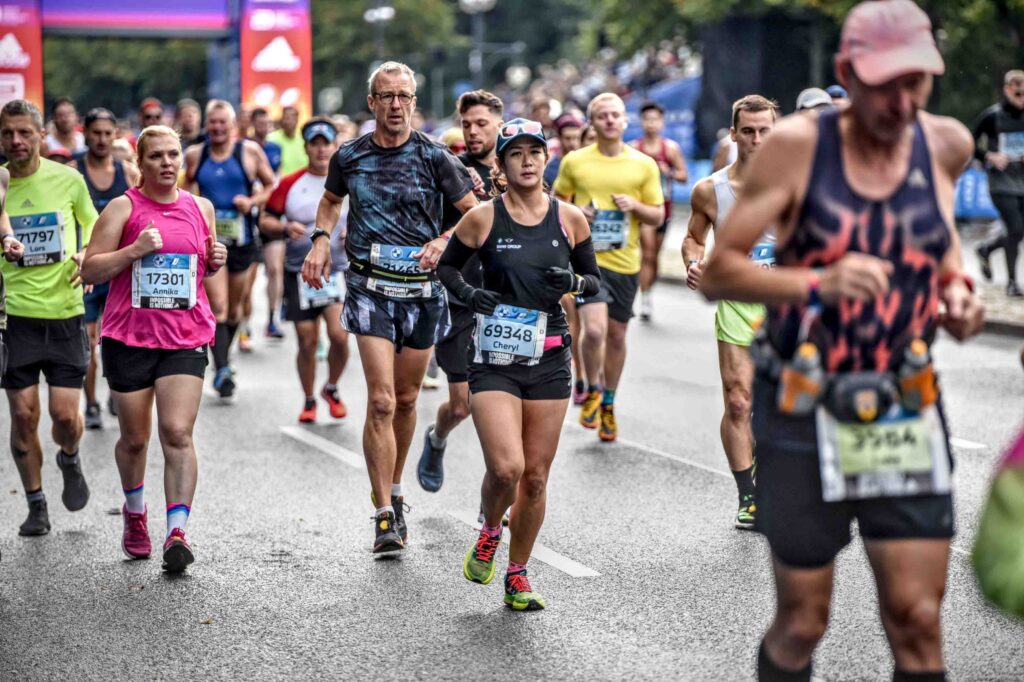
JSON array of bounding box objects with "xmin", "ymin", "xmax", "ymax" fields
[
  {"xmin": 501, "ymin": 121, "xmax": 543, "ymax": 137},
  {"xmin": 373, "ymin": 91, "xmax": 414, "ymax": 105}
]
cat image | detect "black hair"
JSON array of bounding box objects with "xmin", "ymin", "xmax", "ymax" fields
[{"xmin": 639, "ymin": 100, "xmax": 665, "ymax": 116}]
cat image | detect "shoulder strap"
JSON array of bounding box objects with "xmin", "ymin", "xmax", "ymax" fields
[
  {"xmin": 192, "ymin": 142, "xmax": 211, "ymax": 183},
  {"xmin": 233, "ymin": 141, "xmax": 255, "ymax": 194}
]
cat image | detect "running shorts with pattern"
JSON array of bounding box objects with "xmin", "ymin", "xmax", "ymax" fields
[{"xmin": 342, "ymin": 281, "xmax": 450, "ymax": 352}]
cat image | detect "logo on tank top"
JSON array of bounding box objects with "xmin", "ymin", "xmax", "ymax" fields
[
  {"xmin": 19, "ymin": 198, "xmax": 32, "ymax": 209},
  {"xmin": 552, "ymin": 240, "xmax": 559, "ymax": 247},
  {"xmin": 497, "ymin": 238, "xmax": 521, "ymax": 251},
  {"xmin": 907, "ymin": 168, "xmax": 928, "ymax": 189}
]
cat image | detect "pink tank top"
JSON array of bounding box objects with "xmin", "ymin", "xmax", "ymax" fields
[{"xmin": 101, "ymin": 187, "xmax": 216, "ymax": 349}]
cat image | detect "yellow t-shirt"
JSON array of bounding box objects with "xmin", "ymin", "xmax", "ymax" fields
[{"xmin": 552, "ymin": 143, "xmax": 663, "ymax": 275}]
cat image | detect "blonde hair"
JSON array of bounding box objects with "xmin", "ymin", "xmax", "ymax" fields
[
  {"xmin": 586, "ymin": 92, "xmax": 625, "ymax": 120},
  {"xmin": 731, "ymin": 94, "xmax": 779, "ymax": 130},
  {"xmin": 368, "ymin": 61, "xmax": 416, "ymax": 95},
  {"xmin": 204, "ymin": 99, "xmax": 236, "ymax": 121},
  {"xmin": 135, "ymin": 125, "xmax": 181, "ymax": 187}
]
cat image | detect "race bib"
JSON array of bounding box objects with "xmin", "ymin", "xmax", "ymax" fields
[
  {"xmin": 12, "ymin": 211, "xmax": 65, "ymax": 267},
  {"xmin": 132, "ymin": 253, "xmax": 197, "ymax": 310},
  {"xmin": 298, "ymin": 271, "xmax": 343, "ymax": 310},
  {"xmin": 999, "ymin": 131, "xmax": 1024, "ymax": 162},
  {"xmin": 474, "ymin": 304, "xmax": 547, "ymax": 366},
  {"xmin": 215, "ymin": 209, "xmax": 247, "ymax": 246},
  {"xmin": 591, "ymin": 210, "xmax": 628, "ymax": 252},
  {"xmin": 366, "ymin": 243, "xmax": 431, "ymax": 300},
  {"xmin": 815, "ymin": 405, "xmax": 951, "ymax": 502},
  {"xmin": 750, "ymin": 242, "xmax": 775, "ymax": 268}
]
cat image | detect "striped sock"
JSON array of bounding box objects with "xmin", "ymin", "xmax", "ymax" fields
[
  {"xmin": 123, "ymin": 483, "xmax": 145, "ymax": 513},
  {"xmin": 166, "ymin": 503, "xmax": 190, "ymax": 539},
  {"xmin": 26, "ymin": 488, "xmax": 45, "ymax": 504}
]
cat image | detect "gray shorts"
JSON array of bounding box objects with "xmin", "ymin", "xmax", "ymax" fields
[{"xmin": 342, "ymin": 282, "xmax": 450, "ymax": 352}]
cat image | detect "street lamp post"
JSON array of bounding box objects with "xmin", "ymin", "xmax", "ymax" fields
[
  {"xmin": 363, "ymin": 2, "xmax": 396, "ymax": 60},
  {"xmin": 459, "ymin": 0, "xmax": 496, "ymax": 88}
]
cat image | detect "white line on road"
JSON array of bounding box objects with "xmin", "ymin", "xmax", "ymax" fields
[
  {"xmin": 280, "ymin": 425, "xmax": 366, "ymax": 470},
  {"xmin": 950, "ymin": 437, "xmax": 987, "ymax": 451},
  {"xmin": 617, "ymin": 437, "xmax": 732, "ymax": 479},
  {"xmin": 447, "ymin": 510, "xmax": 600, "ymax": 578}
]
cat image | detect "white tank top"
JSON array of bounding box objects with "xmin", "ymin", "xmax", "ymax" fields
[{"xmin": 710, "ymin": 165, "xmax": 775, "ymax": 267}]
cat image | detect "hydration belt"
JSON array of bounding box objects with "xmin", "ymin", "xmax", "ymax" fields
[{"xmin": 348, "ymin": 258, "xmax": 436, "ymax": 283}]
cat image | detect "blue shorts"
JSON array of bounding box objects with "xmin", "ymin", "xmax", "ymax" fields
[
  {"xmin": 84, "ymin": 283, "xmax": 110, "ymax": 324},
  {"xmin": 342, "ymin": 281, "xmax": 449, "ymax": 352}
]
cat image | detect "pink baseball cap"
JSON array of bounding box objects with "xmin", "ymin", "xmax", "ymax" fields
[{"xmin": 838, "ymin": 0, "xmax": 945, "ymax": 86}]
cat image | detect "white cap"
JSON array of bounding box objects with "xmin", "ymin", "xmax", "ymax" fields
[{"xmin": 795, "ymin": 88, "xmax": 833, "ymax": 111}]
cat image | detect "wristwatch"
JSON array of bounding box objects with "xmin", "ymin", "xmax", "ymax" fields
[{"xmin": 310, "ymin": 228, "xmax": 330, "ymax": 243}]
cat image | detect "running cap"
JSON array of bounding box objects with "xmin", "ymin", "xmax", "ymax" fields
[
  {"xmin": 554, "ymin": 113, "xmax": 584, "ymax": 132},
  {"xmin": 139, "ymin": 97, "xmax": 163, "ymax": 111},
  {"xmin": 302, "ymin": 120, "xmax": 337, "ymax": 142},
  {"xmin": 47, "ymin": 146, "xmax": 72, "ymax": 160},
  {"xmin": 84, "ymin": 107, "xmax": 117, "ymax": 127},
  {"xmin": 825, "ymin": 84, "xmax": 848, "ymax": 99},
  {"xmin": 795, "ymin": 88, "xmax": 832, "ymax": 111},
  {"xmin": 496, "ymin": 118, "xmax": 546, "ymax": 158},
  {"xmin": 838, "ymin": 0, "xmax": 944, "ymax": 86}
]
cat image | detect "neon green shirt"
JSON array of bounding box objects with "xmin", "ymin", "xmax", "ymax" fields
[
  {"xmin": 267, "ymin": 129, "xmax": 308, "ymax": 176},
  {"xmin": 3, "ymin": 158, "xmax": 98, "ymax": 319},
  {"xmin": 553, "ymin": 143, "xmax": 664, "ymax": 275}
]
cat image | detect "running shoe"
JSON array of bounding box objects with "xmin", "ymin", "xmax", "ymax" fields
[
  {"xmin": 56, "ymin": 451, "xmax": 90, "ymax": 511},
  {"xmin": 639, "ymin": 292, "xmax": 653, "ymax": 322},
  {"xmin": 421, "ymin": 373, "xmax": 441, "ymax": 390},
  {"xmin": 504, "ymin": 569, "xmax": 546, "ymax": 610},
  {"xmin": 1008, "ymin": 282, "xmax": 1024, "ymax": 298},
  {"xmin": 321, "ymin": 385, "xmax": 347, "ymax": 419},
  {"xmin": 298, "ymin": 398, "xmax": 317, "ymax": 424},
  {"xmin": 392, "ymin": 496, "xmax": 409, "ymax": 543},
  {"xmin": 735, "ymin": 495, "xmax": 757, "ymax": 530},
  {"xmin": 316, "ymin": 339, "xmax": 327, "ymax": 361},
  {"xmin": 572, "ymin": 381, "xmax": 587, "ymax": 407},
  {"xmin": 162, "ymin": 528, "xmax": 194, "ymax": 572},
  {"xmin": 18, "ymin": 499, "xmax": 50, "ymax": 536},
  {"xmin": 265, "ymin": 321, "xmax": 285, "ymax": 339},
  {"xmin": 238, "ymin": 328, "xmax": 253, "ymax": 353},
  {"xmin": 122, "ymin": 505, "xmax": 152, "ymax": 559},
  {"xmin": 976, "ymin": 245, "xmax": 992, "ymax": 282},
  {"xmin": 372, "ymin": 511, "xmax": 404, "ymax": 554},
  {"xmin": 108, "ymin": 395, "xmax": 119, "ymax": 417},
  {"xmin": 579, "ymin": 391, "xmax": 602, "ymax": 429},
  {"xmin": 598, "ymin": 404, "xmax": 618, "ymax": 442},
  {"xmin": 213, "ymin": 366, "xmax": 236, "ymax": 398},
  {"xmin": 85, "ymin": 401, "xmax": 103, "ymax": 430},
  {"xmin": 417, "ymin": 425, "xmax": 446, "ymax": 492},
  {"xmin": 463, "ymin": 528, "xmax": 501, "ymax": 584}
]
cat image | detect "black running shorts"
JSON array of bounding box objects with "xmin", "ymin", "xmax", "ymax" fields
[
  {"xmin": 282, "ymin": 270, "xmax": 344, "ymax": 323},
  {"xmin": 1, "ymin": 315, "xmax": 89, "ymax": 390},
  {"xmin": 576, "ymin": 267, "xmax": 639, "ymax": 324},
  {"xmin": 227, "ymin": 243, "xmax": 259, "ymax": 273},
  {"xmin": 469, "ymin": 346, "xmax": 572, "ymax": 401},
  {"xmin": 435, "ymin": 304, "xmax": 473, "ymax": 383},
  {"xmin": 751, "ymin": 376, "xmax": 955, "ymax": 569},
  {"xmin": 101, "ymin": 337, "xmax": 209, "ymax": 393}
]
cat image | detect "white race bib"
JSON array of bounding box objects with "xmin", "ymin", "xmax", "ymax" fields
[
  {"xmin": 999, "ymin": 131, "xmax": 1024, "ymax": 162},
  {"xmin": 12, "ymin": 211, "xmax": 65, "ymax": 266},
  {"xmin": 815, "ymin": 405, "xmax": 951, "ymax": 502},
  {"xmin": 298, "ymin": 271, "xmax": 343, "ymax": 310},
  {"xmin": 215, "ymin": 209, "xmax": 247, "ymax": 246},
  {"xmin": 474, "ymin": 304, "xmax": 547, "ymax": 366},
  {"xmin": 367, "ymin": 243, "xmax": 431, "ymax": 300},
  {"xmin": 132, "ymin": 253, "xmax": 197, "ymax": 310},
  {"xmin": 591, "ymin": 209, "xmax": 628, "ymax": 252},
  {"xmin": 750, "ymin": 242, "xmax": 775, "ymax": 269}
]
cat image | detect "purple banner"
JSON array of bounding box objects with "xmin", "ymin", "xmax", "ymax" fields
[{"xmin": 41, "ymin": 0, "xmax": 230, "ymax": 33}]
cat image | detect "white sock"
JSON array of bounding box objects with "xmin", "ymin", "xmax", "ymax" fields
[
  {"xmin": 390, "ymin": 483, "xmax": 403, "ymax": 499},
  {"xmin": 375, "ymin": 505, "xmax": 394, "ymax": 518},
  {"xmin": 166, "ymin": 503, "xmax": 190, "ymax": 539},
  {"xmin": 428, "ymin": 425, "xmax": 446, "ymax": 449}
]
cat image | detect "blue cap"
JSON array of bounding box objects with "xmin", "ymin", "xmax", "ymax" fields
[
  {"xmin": 825, "ymin": 84, "xmax": 848, "ymax": 99},
  {"xmin": 496, "ymin": 118, "xmax": 546, "ymax": 158},
  {"xmin": 302, "ymin": 120, "xmax": 337, "ymax": 143}
]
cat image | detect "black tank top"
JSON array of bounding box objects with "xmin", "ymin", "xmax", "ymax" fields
[
  {"xmin": 478, "ymin": 195, "xmax": 572, "ymax": 334},
  {"xmin": 767, "ymin": 109, "xmax": 951, "ymax": 373},
  {"xmin": 74, "ymin": 153, "xmax": 130, "ymax": 212}
]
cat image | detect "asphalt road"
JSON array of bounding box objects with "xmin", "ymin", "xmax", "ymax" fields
[{"xmin": 0, "ymin": 280, "xmax": 1022, "ymax": 681}]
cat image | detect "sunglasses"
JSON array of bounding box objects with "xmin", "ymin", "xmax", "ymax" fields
[{"xmin": 501, "ymin": 121, "xmax": 543, "ymax": 137}]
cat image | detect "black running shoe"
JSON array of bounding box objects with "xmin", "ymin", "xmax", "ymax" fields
[
  {"xmin": 417, "ymin": 426, "xmax": 446, "ymax": 492},
  {"xmin": 392, "ymin": 496, "xmax": 409, "ymax": 543},
  {"xmin": 85, "ymin": 402, "xmax": 103, "ymax": 430},
  {"xmin": 19, "ymin": 499, "xmax": 50, "ymax": 536},
  {"xmin": 976, "ymin": 245, "xmax": 993, "ymax": 282},
  {"xmin": 1008, "ymin": 281, "xmax": 1023, "ymax": 298},
  {"xmin": 373, "ymin": 511, "xmax": 404, "ymax": 554},
  {"xmin": 56, "ymin": 451, "xmax": 90, "ymax": 512}
]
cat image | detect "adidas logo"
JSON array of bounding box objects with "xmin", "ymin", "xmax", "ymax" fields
[
  {"xmin": 0, "ymin": 34, "xmax": 30, "ymax": 70},
  {"xmin": 251, "ymin": 36, "xmax": 300, "ymax": 73},
  {"xmin": 19, "ymin": 198, "xmax": 32, "ymax": 209},
  {"xmin": 907, "ymin": 168, "xmax": 928, "ymax": 189}
]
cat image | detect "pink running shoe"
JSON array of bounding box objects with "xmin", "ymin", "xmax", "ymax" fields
[
  {"xmin": 121, "ymin": 505, "xmax": 152, "ymax": 559},
  {"xmin": 162, "ymin": 528, "xmax": 195, "ymax": 573}
]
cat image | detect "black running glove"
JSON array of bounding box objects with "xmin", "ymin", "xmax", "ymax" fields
[
  {"xmin": 467, "ymin": 288, "xmax": 501, "ymax": 315},
  {"xmin": 545, "ymin": 266, "xmax": 578, "ymax": 296}
]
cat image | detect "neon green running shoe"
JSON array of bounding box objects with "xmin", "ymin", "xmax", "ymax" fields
[
  {"xmin": 463, "ymin": 529, "xmax": 501, "ymax": 584},
  {"xmin": 735, "ymin": 494, "xmax": 756, "ymax": 530},
  {"xmin": 504, "ymin": 570, "xmax": 546, "ymax": 611}
]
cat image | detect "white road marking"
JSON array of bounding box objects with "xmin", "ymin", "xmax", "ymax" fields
[
  {"xmin": 447, "ymin": 510, "xmax": 600, "ymax": 578},
  {"xmin": 616, "ymin": 437, "xmax": 732, "ymax": 479},
  {"xmin": 280, "ymin": 425, "xmax": 366, "ymax": 470},
  {"xmin": 950, "ymin": 437, "xmax": 987, "ymax": 451}
]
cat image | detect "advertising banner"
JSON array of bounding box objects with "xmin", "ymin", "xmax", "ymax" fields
[
  {"xmin": 240, "ymin": 0, "xmax": 311, "ymax": 120},
  {"xmin": 41, "ymin": 0, "xmax": 231, "ymax": 37},
  {"xmin": 0, "ymin": 1, "xmax": 43, "ymax": 109}
]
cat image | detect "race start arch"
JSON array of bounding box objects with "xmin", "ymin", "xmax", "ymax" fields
[{"xmin": 0, "ymin": 0, "xmax": 312, "ymax": 118}]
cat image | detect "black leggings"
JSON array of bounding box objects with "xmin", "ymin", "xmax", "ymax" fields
[{"xmin": 990, "ymin": 194, "xmax": 1024, "ymax": 284}]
